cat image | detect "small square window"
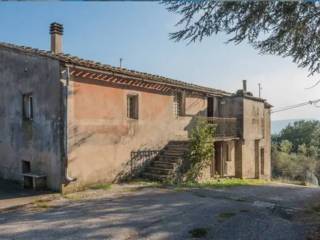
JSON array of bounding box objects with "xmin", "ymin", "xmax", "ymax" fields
[
  {"xmin": 23, "ymin": 93, "xmax": 33, "ymax": 121},
  {"xmin": 127, "ymin": 95, "xmax": 139, "ymax": 120},
  {"xmin": 22, "ymin": 160, "xmax": 31, "ymax": 174}
]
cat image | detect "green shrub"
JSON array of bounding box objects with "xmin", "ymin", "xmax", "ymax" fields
[
  {"xmin": 186, "ymin": 119, "xmax": 215, "ymax": 182},
  {"xmin": 272, "ymin": 120, "xmax": 320, "ymax": 182}
]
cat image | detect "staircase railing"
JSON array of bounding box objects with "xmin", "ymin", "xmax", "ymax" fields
[{"xmin": 130, "ymin": 150, "xmax": 161, "ymax": 177}]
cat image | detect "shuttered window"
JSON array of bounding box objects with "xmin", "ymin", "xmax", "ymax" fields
[
  {"xmin": 23, "ymin": 93, "xmax": 33, "ymax": 121},
  {"xmin": 127, "ymin": 95, "xmax": 139, "ymax": 120},
  {"xmin": 173, "ymin": 92, "xmax": 185, "ymax": 117}
]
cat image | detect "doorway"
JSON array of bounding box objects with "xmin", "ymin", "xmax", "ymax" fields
[{"xmin": 207, "ymin": 97, "xmax": 214, "ymax": 117}]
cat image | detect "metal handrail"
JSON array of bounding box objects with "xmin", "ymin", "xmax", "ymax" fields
[{"xmin": 130, "ymin": 150, "xmax": 161, "ymax": 175}]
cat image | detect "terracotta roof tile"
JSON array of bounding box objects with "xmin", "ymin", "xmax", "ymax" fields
[{"xmin": 0, "ymin": 42, "xmax": 231, "ymax": 96}]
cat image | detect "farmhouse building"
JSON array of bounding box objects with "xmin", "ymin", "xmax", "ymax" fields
[{"xmin": 0, "ymin": 23, "xmax": 271, "ymax": 192}]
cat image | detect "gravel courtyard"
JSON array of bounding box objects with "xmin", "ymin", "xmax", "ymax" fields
[{"xmin": 0, "ymin": 182, "xmax": 320, "ymax": 240}]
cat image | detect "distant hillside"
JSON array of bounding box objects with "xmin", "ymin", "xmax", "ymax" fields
[{"xmin": 271, "ymin": 119, "xmax": 314, "ymax": 134}]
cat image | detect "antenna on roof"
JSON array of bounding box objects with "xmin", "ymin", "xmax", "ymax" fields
[
  {"xmin": 258, "ymin": 83, "xmax": 262, "ymax": 98},
  {"xmin": 120, "ymin": 58, "xmax": 123, "ymax": 68}
]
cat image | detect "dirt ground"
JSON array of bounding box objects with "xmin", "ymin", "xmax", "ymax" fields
[
  {"xmin": 0, "ymin": 182, "xmax": 320, "ymax": 240},
  {"xmin": 0, "ymin": 180, "xmax": 57, "ymax": 210}
]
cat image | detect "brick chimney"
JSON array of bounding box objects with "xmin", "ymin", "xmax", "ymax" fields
[
  {"xmin": 242, "ymin": 79, "xmax": 247, "ymax": 93},
  {"xmin": 50, "ymin": 22, "xmax": 63, "ymax": 54}
]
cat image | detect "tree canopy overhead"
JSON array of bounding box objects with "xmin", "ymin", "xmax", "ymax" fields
[{"xmin": 163, "ymin": 1, "xmax": 320, "ymax": 78}]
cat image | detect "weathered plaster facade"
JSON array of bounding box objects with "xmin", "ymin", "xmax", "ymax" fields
[
  {"xmin": 65, "ymin": 75, "xmax": 208, "ymax": 191},
  {"xmin": 0, "ymin": 23, "xmax": 272, "ymax": 192},
  {"xmin": 0, "ymin": 47, "xmax": 63, "ymax": 191}
]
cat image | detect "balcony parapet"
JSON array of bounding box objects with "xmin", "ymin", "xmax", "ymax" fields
[{"xmin": 197, "ymin": 116, "xmax": 240, "ymax": 140}]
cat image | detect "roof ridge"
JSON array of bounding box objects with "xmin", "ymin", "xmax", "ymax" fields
[{"xmin": 0, "ymin": 41, "xmax": 231, "ymax": 96}]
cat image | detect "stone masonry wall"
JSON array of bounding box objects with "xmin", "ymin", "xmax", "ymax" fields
[{"xmin": 0, "ymin": 48, "xmax": 63, "ymax": 191}]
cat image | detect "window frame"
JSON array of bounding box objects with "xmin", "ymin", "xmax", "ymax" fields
[
  {"xmin": 22, "ymin": 93, "xmax": 33, "ymax": 121},
  {"xmin": 21, "ymin": 160, "xmax": 31, "ymax": 174},
  {"xmin": 173, "ymin": 91, "xmax": 185, "ymax": 117},
  {"xmin": 127, "ymin": 94, "xmax": 139, "ymax": 120}
]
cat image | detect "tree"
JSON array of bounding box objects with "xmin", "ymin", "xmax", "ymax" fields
[
  {"xmin": 271, "ymin": 120, "xmax": 320, "ymax": 182},
  {"xmin": 280, "ymin": 140, "xmax": 292, "ymax": 154},
  {"xmin": 163, "ymin": 1, "xmax": 320, "ymax": 81},
  {"xmin": 278, "ymin": 120, "xmax": 320, "ymax": 153},
  {"xmin": 311, "ymin": 126, "xmax": 320, "ymax": 156}
]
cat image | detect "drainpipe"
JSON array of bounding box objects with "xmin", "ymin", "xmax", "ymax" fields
[{"xmin": 64, "ymin": 66, "xmax": 77, "ymax": 183}]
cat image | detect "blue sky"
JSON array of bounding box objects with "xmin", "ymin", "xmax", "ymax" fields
[{"xmin": 0, "ymin": 2, "xmax": 319, "ymax": 120}]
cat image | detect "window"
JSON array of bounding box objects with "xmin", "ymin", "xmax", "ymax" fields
[
  {"xmin": 207, "ymin": 97, "xmax": 214, "ymax": 117},
  {"xmin": 173, "ymin": 92, "xmax": 185, "ymax": 117},
  {"xmin": 127, "ymin": 95, "xmax": 139, "ymax": 120},
  {"xmin": 23, "ymin": 93, "xmax": 33, "ymax": 120},
  {"xmin": 22, "ymin": 160, "xmax": 31, "ymax": 174},
  {"xmin": 226, "ymin": 143, "xmax": 231, "ymax": 162}
]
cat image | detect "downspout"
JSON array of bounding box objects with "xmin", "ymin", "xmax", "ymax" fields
[{"xmin": 64, "ymin": 66, "xmax": 77, "ymax": 183}]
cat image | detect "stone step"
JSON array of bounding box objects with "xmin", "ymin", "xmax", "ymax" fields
[
  {"xmin": 168, "ymin": 140, "xmax": 190, "ymax": 145},
  {"xmin": 164, "ymin": 147, "xmax": 188, "ymax": 152},
  {"xmin": 165, "ymin": 148, "xmax": 187, "ymax": 152},
  {"xmin": 162, "ymin": 154, "xmax": 184, "ymax": 158},
  {"xmin": 152, "ymin": 161, "xmax": 176, "ymax": 168},
  {"xmin": 146, "ymin": 167, "xmax": 173, "ymax": 175},
  {"xmin": 159, "ymin": 156, "xmax": 182, "ymax": 163},
  {"xmin": 164, "ymin": 148, "xmax": 188, "ymax": 152},
  {"xmin": 165, "ymin": 144, "xmax": 190, "ymax": 148},
  {"xmin": 162, "ymin": 154, "xmax": 186, "ymax": 158},
  {"xmin": 141, "ymin": 141, "xmax": 190, "ymax": 182},
  {"xmin": 165, "ymin": 145, "xmax": 189, "ymax": 150},
  {"xmin": 142, "ymin": 172, "xmax": 171, "ymax": 181}
]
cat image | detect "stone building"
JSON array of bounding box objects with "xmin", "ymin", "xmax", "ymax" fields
[{"xmin": 0, "ymin": 23, "xmax": 271, "ymax": 192}]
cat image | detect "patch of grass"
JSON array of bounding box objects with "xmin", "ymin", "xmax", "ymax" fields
[
  {"xmin": 35, "ymin": 203, "xmax": 49, "ymax": 209},
  {"xmin": 32, "ymin": 199, "xmax": 51, "ymax": 209},
  {"xmin": 189, "ymin": 227, "xmax": 208, "ymax": 238},
  {"xmin": 218, "ymin": 212, "xmax": 236, "ymax": 220},
  {"xmin": 173, "ymin": 187, "xmax": 185, "ymax": 192},
  {"xmin": 89, "ymin": 183, "xmax": 112, "ymax": 190},
  {"xmin": 63, "ymin": 194, "xmax": 83, "ymax": 201},
  {"xmin": 127, "ymin": 179, "xmax": 162, "ymax": 187},
  {"xmin": 176, "ymin": 178, "xmax": 268, "ymax": 189},
  {"xmin": 34, "ymin": 203, "xmax": 49, "ymax": 209}
]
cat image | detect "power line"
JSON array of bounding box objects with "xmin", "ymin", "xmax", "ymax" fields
[{"xmin": 271, "ymin": 99, "xmax": 320, "ymax": 113}]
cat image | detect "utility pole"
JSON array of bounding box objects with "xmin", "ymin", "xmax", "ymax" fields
[
  {"xmin": 258, "ymin": 83, "xmax": 262, "ymax": 98},
  {"xmin": 120, "ymin": 58, "xmax": 123, "ymax": 68}
]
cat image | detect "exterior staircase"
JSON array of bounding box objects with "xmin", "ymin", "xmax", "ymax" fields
[{"xmin": 142, "ymin": 140, "xmax": 190, "ymax": 181}]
